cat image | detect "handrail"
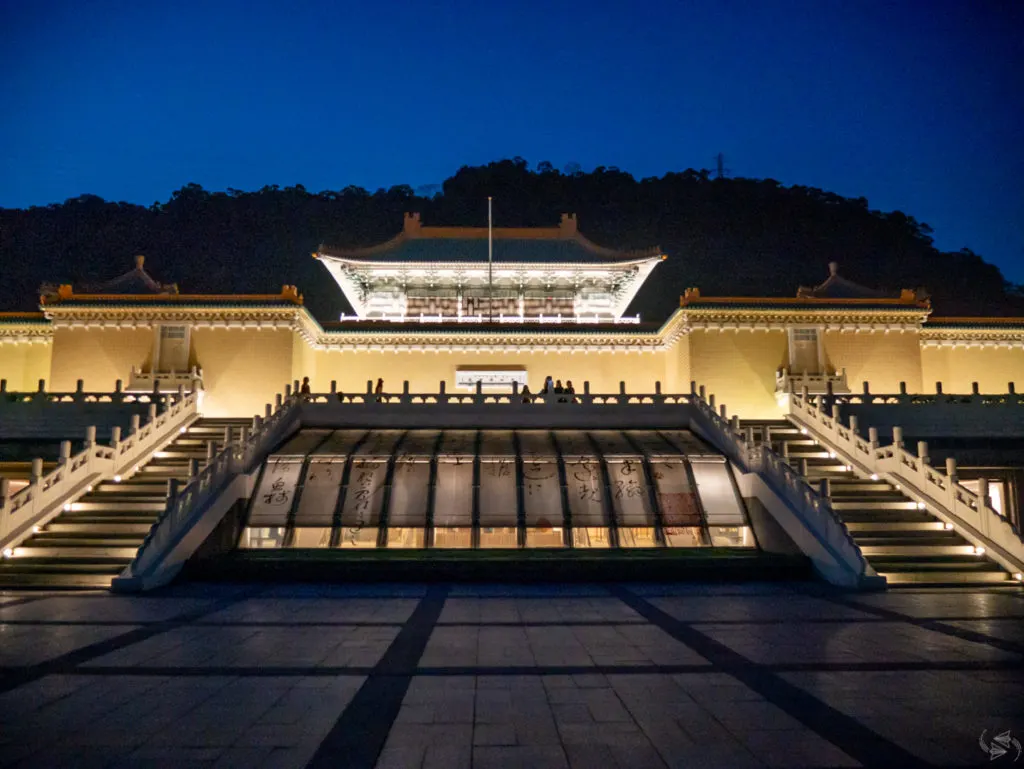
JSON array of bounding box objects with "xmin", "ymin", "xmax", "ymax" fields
[
  {"xmin": 122, "ymin": 393, "xmax": 303, "ymax": 579},
  {"xmin": 687, "ymin": 384, "xmax": 873, "ymax": 586},
  {"xmin": 788, "ymin": 391, "xmax": 1024, "ymax": 577},
  {"xmin": 0, "ymin": 388, "xmax": 201, "ymax": 552}
]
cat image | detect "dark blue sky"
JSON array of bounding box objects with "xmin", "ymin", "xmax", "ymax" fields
[{"xmin": 3, "ymin": 0, "xmax": 1023, "ymax": 280}]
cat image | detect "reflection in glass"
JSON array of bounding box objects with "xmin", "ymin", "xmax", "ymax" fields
[
  {"xmin": 572, "ymin": 527, "xmax": 611, "ymax": 548},
  {"xmin": 249, "ymin": 460, "xmax": 303, "ymax": 527},
  {"xmin": 240, "ymin": 527, "xmax": 286, "ymax": 549},
  {"xmin": 340, "ymin": 459, "xmax": 388, "ymax": 531},
  {"xmin": 651, "ymin": 461, "xmax": 702, "ymax": 528},
  {"xmin": 434, "ymin": 527, "xmax": 473, "ymax": 548},
  {"xmin": 709, "ymin": 526, "xmax": 755, "ymax": 547},
  {"xmin": 479, "ymin": 527, "xmax": 518, "ymax": 548},
  {"xmin": 387, "ymin": 528, "xmax": 426, "ymax": 547},
  {"xmin": 618, "ymin": 527, "xmax": 657, "ymax": 547},
  {"xmin": 605, "ymin": 459, "xmax": 655, "ymax": 528},
  {"xmin": 294, "ymin": 459, "xmax": 344, "ymax": 526},
  {"xmin": 565, "ymin": 459, "xmax": 606, "ymax": 529},
  {"xmin": 664, "ymin": 526, "xmax": 705, "ymax": 548},
  {"xmin": 523, "ymin": 458, "xmax": 562, "ymax": 528},
  {"xmin": 337, "ymin": 526, "xmax": 378, "ymax": 548},
  {"xmin": 388, "ymin": 461, "xmax": 430, "ymax": 528},
  {"xmin": 691, "ymin": 461, "xmax": 746, "ymax": 526},
  {"xmin": 434, "ymin": 461, "xmax": 473, "ymax": 528},
  {"xmin": 289, "ymin": 527, "xmax": 332, "ymax": 548},
  {"xmin": 479, "ymin": 459, "xmax": 517, "ymax": 529}
]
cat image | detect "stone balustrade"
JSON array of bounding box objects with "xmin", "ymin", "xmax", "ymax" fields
[
  {"xmin": 127, "ymin": 366, "xmax": 204, "ymax": 393},
  {"xmin": 788, "ymin": 391, "xmax": 1024, "ymax": 579},
  {"xmin": 0, "ymin": 388, "xmax": 201, "ymax": 554},
  {"xmin": 775, "ymin": 368, "xmax": 850, "ymax": 396}
]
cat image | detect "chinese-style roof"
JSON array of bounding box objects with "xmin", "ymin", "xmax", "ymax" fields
[
  {"xmin": 797, "ymin": 262, "xmax": 892, "ymax": 300},
  {"xmin": 680, "ymin": 263, "xmax": 930, "ymax": 311},
  {"xmin": 317, "ymin": 213, "xmax": 662, "ymax": 265},
  {"xmin": 41, "ymin": 285, "xmax": 304, "ymax": 307},
  {"xmin": 87, "ymin": 255, "xmax": 178, "ymax": 295},
  {"xmin": 926, "ymin": 317, "xmax": 1024, "ymax": 328}
]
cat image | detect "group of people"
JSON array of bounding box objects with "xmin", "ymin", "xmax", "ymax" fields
[{"xmin": 521, "ymin": 375, "xmax": 577, "ymax": 403}]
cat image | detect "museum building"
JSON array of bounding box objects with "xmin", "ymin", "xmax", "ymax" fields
[{"xmin": 1, "ymin": 214, "xmax": 1022, "ymax": 590}]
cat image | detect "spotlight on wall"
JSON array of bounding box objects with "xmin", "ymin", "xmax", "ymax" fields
[
  {"xmin": 2, "ymin": 548, "xmax": 12, "ymax": 558},
  {"xmin": 917, "ymin": 502, "xmax": 926, "ymax": 510},
  {"xmin": 943, "ymin": 522, "xmax": 954, "ymax": 530},
  {"xmin": 974, "ymin": 546, "xmax": 986, "ymax": 556},
  {"xmin": 870, "ymin": 474, "xmax": 879, "ymax": 481},
  {"xmin": 114, "ymin": 475, "xmax": 122, "ymax": 483}
]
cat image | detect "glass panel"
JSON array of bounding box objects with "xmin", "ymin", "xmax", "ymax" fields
[
  {"xmin": 664, "ymin": 526, "xmax": 706, "ymax": 547},
  {"xmin": 340, "ymin": 459, "xmax": 389, "ymax": 526},
  {"xmin": 518, "ymin": 430, "xmax": 554, "ymax": 457},
  {"xmin": 709, "ymin": 526, "xmax": 756, "ymax": 547},
  {"xmin": 398, "ymin": 430, "xmax": 439, "ymax": 456},
  {"xmin": 438, "ymin": 430, "xmax": 477, "ymax": 457},
  {"xmin": 606, "ymin": 459, "xmax": 654, "ymax": 526},
  {"xmin": 526, "ymin": 526, "xmax": 564, "ymax": 547},
  {"xmin": 275, "ymin": 429, "xmax": 333, "ymax": 456},
  {"xmin": 479, "ymin": 459, "xmax": 517, "ymax": 527},
  {"xmin": 479, "ymin": 527, "xmax": 518, "ymax": 548},
  {"xmin": 338, "ymin": 526, "xmax": 378, "ymax": 548},
  {"xmin": 626, "ymin": 430, "xmax": 679, "ymax": 457},
  {"xmin": 357, "ymin": 430, "xmax": 405, "ymax": 457},
  {"xmin": 661, "ymin": 430, "xmax": 717, "ymax": 457},
  {"xmin": 388, "ymin": 460, "xmax": 430, "ymax": 527},
  {"xmin": 589, "ymin": 430, "xmax": 637, "ymax": 457},
  {"xmin": 522, "ymin": 457, "xmax": 562, "ymax": 528},
  {"xmin": 564, "ymin": 459, "xmax": 606, "ymax": 526},
  {"xmin": 434, "ymin": 528, "xmax": 473, "ymax": 548},
  {"xmin": 435, "ymin": 461, "xmax": 473, "ymax": 528},
  {"xmin": 313, "ymin": 429, "xmax": 367, "ymax": 455},
  {"xmin": 650, "ymin": 461, "xmax": 702, "ymax": 528},
  {"xmin": 618, "ymin": 527, "xmax": 657, "ymax": 547},
  {"xmin": 553, "ymin": 430, "xmax": 596, "ymax": 458},
  {"xmin": 691, "ymin": 461, "xmax": 747, "ymax": 526},
  {"xmin": 572, "ymin": 527, "xmax": 611, "ymax": 548},
  {"xmin": 239, "ymin": 526, "xmax": 285, "ymax": 549},
  {"xmin": 479, "ymin": 430, "xmax": 515, "ymax": 457},
  {"xmin": 294, "ymin": 459, "xmax": 345, "ymax": 526},
  {"xmin": 387, "ymin": 528, "xmax": 426, "ymax": 548},
  {"xmin": 249, "ymin": 459, "xmax": 303, "ymax": 526},
  {"xmin": 289, "ymin": 527, "xmax": 332, "ymax": 548}
]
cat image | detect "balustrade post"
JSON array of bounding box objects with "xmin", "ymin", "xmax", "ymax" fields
[
  {"xmin": 868, "ymin": 427, "xmax": 879, "ymax": 450},
  {"xmin": 147, "ymin": 404, "xmax": 157, "ymax": 422},
  {"xmin": 781, "ymin": 441, "xmax": 790, "ymax": 459},
  {"xmin": 801, "ymin": 385, "xmax": 809, "ymax": 402},
  {"xmin": 75, "ymin": 379, "xmax": 84, "ymax": 398},
  {"xmin": 239, "ymin": 426, "xmax": 249, "ymax": 444},
  {"xmin": 223, "ymin": 426, "xmax": 232, "ymax": 446},
  {"xmin": 831, "ymin": 403, "xmax": 841, "ymax": 420},
  {"xmin": 330, "ymin": 380, "xmax": 337, "ymax": 395},
  {"xmin": 475, "ymin": 380, "xmax": 482, "ymax": 397},
  {"xmin": 59, "ymin": 440, "xmax": 71, "ymax": 465},
  {"xmin": 512, "ymin": 381, "xmax": 519, "ymax": 396},
  {"xmin": 819, "ymin": 478, "xmax": 831, "ymax": 499},
  {"xmin": 764, "ymin": 425, "xmax": 773, "ymax": 445},
  {"xmin": 799, "ymin": 458, "xmax": 808, "ymax": 477},
  {"xmin": 439, "ymin": 380, "xmax": 446, "ymax": 395},
  {"xmin": 699, "ymin": 385, "xmax": 706, "ymax": 400},
  {"xmin": 254, "ymin": 415, "xmax": 264, "ymax": 431},
  {"xmin": 0, "ymin": 379, "xmax": 6, "ymax": 393},
  {"xmin": 619, "ymin": 381, "xmax": 626, "ymax": 395},
  {"xmin": 584, "ymin": 381, "xmax": 591, "ymax": 395},
  {"xmin": 285, "ymin": 384, "xmax": 292, "ymax": 398},
  {"xmin": 899, "ymin": 381, "xmax": 907, "ymax": 395},
  {"xmin": 977, "ymin": 478, "xmax": 990, "ymax": 510},
  {"xmin": 720, "ymin": 404, "xmax": 728, "ymax": 419},
  {"xmin": 892, "ymin": 426, "xmax": 904, "ymax": 450},
  {"xmin": 275, "ymin": 393, "xmax": 283, "ymax": 409},
  {"xmin": 745, "ymin": 426, "xmax": 754, "ymax": 444},
  {"xmin": 0, "ymin": 478, "xmax": 8, "ymax": 509},
  {"xmin": 917, "ymin": 441, "xmax": 930, "ymax": 465},
  {"xmin": 826, "ymin": 380, "xmax": 834, "ymax": 397},
  {"xmin": 293, "ymin": 379, "xmax": 300, "ymax": 394},
  {"xmin": 690, "ymin": 380, "xmax": 697, "ymax": 394},
  {"xmin": 177, "ymin": 384, "xmax": 185, "ymax": 402},
  {"xmin": 31, "ymin": 458, "xmax": 43, "ymax": 484},
  {"xmin": 152, "ymin": 379, "xmax": 161, "ymax": 401},
  {"xmin": 206, "ymin": 442, "xmax": 216, "ymax": 464},
  {"xmin": 708, "ymin": 394, "xmax": 716, "ymax": 411},
  {"xmin": 729, "ymin": 414, "xmax": 738, "ymax": 430},
  {"xmin": 935, "ymin": 381, "xmax": 943, "ymax": 395},
  {"xmin": 188, "ymin": 459, "xmax": 198, "ymax": 478},
  {"xmin": 130, "ymin": 414, "xmax": 140, "ymax": 435},
  {"xmin": 972, "ymin": 381, "xmax": 980, "ymax": 395},
  {"xmin": 167, "ymin": 478, "xmax": 179, "ymax": 503},
  {"xmin": 655, "ymin": 381, "xmax": 662, "ymax": 395},
  {"xmin": 862, "ymin": 381, "xmax": 870, "ymax": 396},
  {"xmin": 366, "ymin": 380, "xmax": 373, "ymax": 394},
  {"xmin": 945, "ymin": 457, "xmax": 958, "ymax": 484},
  {"xmin": 85, "ymin": 425, "xmax": 97, "ymax": 449},
  {"xmin": 1009, "ymin": 382, "xmax": 1016, "ymax": 395},
  {"xmin": 37, "ymin": 378, "xmax": 45, "ymax": 393},
  {"xmin": 848, "ymin": 415, "xmax": 858, "ymax": 435},
  {"xmin": 265, "ymin": 404, "xmax": 272, "ymax": 419},
  {"xmin": 110, "ymin": 426, "xmax": 121, "ymax": 447}
]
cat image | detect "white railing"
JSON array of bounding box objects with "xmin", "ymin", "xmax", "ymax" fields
[
  {"xmin": 807, "ymin": 383, "xmax": 1022, "ymax": 407},
  {"xmin": 118, "ymin": 391, "xmax": 303, "ymax": 585},
  {"xmin": 0, "ymin": 389, "xmax": 201, "ymax": 553},
  {"xmin": 788, "ymin": 392, "xmax": 1024, "ymax": 578},
  {"xmin": 0, "ymin": 378, "xmax": 166, "ymax": 404},
  {"xmin": 775, "ymin": 369, "xmax": 850, "ymax": 395},
  {"xmin": 687, "ymin": 384, "xmax": 875, "ymax": 587},
  {"xmin": 337, "ymin": 313, "xmax": 642, "ymax": 325},
  {"xmin": 127, "ymin": 366, "xmax": 204, "ymax": 393}
]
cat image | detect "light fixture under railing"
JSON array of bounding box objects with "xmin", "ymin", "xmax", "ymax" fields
[
  {"xmin": 114, "ymin": 475, "xmax": 122, "ymax": 483},
  {"xmin": 2, "ymin": 548, "xmax": 12, "ymax": 558},
  {"xmin": 1014, "ymin": 573, "xmax": 1023, "ymax": 581},
  {"xmin": 974, "ymin": 546, "xmax": 986, "ymax": 556},
  {"xmin": 944, "ymin": 522, "xmax": 954, "ymax": 530}
]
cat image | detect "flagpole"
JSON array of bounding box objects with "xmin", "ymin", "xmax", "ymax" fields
[{"xmin": 487, "ymin": 196, "xmax": 493, "ymax": 323}]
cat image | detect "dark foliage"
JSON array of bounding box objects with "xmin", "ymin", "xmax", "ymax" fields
[{"xmin": 2, "ymin": 159, "xmax": 1020, "ymax": 322}]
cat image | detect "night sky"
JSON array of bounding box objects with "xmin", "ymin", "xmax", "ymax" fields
[{"xmin": 2, "ymin": 0, "xmax": 1022, "ymax": 280}]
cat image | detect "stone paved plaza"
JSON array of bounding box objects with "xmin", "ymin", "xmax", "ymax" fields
[{"xmin": 1, "ymin": 582, "xmax": 1022, "ymax": 768}]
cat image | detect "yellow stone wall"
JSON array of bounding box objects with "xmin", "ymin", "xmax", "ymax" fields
[
  {"xmin": 921, "ymin": 346, "xmax": 1024, "ymax": 394},
  {"xmin": 191, "ymin": 328, "xmax": 294, "ymax": 417},
  {"xmin": 688, "ymin": 330, "xmax": 788, "ymax": 419},
  {"xmin": 0, "ymin": 341, "xmax": 52, "ymax": 391},
  {"xmin": 822, "ymin": 331, "xmax": 923, "ymax": 394},
  {"xmin": 49, "ymin": 327, "xmax": 154, "ymax": 392},
  {"xmin": 298, "ymin": 346, "xmax": 677, "ymax": 397}
]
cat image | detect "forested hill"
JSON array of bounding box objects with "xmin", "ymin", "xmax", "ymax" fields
[{"xmin": 2, "ymin": 158, "xmax": 1021, "ymax": 322}]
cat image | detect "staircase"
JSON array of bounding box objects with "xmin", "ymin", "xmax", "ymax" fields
[
  {"xmin": 0, "ymin": 418, "xmax": 249, "ymax": 589},
  {"xmin": 750, "ymin": 420, "xmax": 1009, "ymax": 586}
]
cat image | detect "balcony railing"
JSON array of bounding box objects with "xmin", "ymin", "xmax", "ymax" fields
[
  {"xmin": 776, "ymin": 369, "xmax": 850, "ymax": 397},
  {"xmin": 127, "ymin": 366, "xmax": 203, "ymax": 393}
]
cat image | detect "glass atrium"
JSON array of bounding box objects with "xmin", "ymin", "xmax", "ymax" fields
[{"xmin": 240, "ymin": 429, "xmax": 755, "ymax": 550}]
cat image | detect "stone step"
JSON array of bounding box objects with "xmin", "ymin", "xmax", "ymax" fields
[
  {"xmin": 12, "ymin": 545, "xmax": 140, "ymax": 559},
  {"xmin": 69, "ymin": 500, "xmax": 166, "ymax": 512},
  {"xmin": 0, "ymin": 572, "xmax": 117, "ymax": 588},
  {"xmin": 25, "ymin": 535, "xmax": 145, "ymax": 548},
  {"xmin": 832, "ymin": 500, "xmax": 920, "ymax": 511},
  {"xmin": 881, "ymin": 570, "xmax": 1009, "ymax": 585},
  {"xmin": 846, "ymin": 521, "xmax": 946, "ymax": 532},
  {"xmin": 859, "ymin": 544, "xmax": 977, "ymax": 557},
  {"xmin": 837, "ymin": 510, "xmax": 938, "ymax": 523},
  {"xmin": 853, "ymin": 531, "xmax": 966, "ymax": 544},
  {"xmin": 44, "ymin": 522, "xmax": 155, "ymax": 535},
  {"xmin": 869, "ymin": 556, "xmax": 1002, "ymax": 571},
  {"xmin": 0, "ymin": 556, "xmax": 131, "ymax": 569}
]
